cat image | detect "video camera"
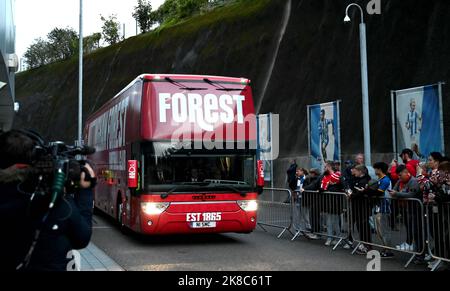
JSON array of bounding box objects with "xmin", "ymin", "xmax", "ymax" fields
[{"xmin": 24, "ymin": 131, "xmax": 96, "ymax": 209}]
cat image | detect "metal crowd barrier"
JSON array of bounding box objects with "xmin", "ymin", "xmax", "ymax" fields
[
  {"xmin": 257, "ymin": 188, "xmax": 294, "ymax": 238},
  {"xmin": 349, "ymin": 196, "xmax": 425, "ymax": 268},
  {"xmin": 292, "ymin": 191, "xmax": 350, "ymax": 250},
  {"xmin": 426, "ymin": 202, "xmax": 450, "ymax": 270},
  {"xmin": 257, "ymin": 188, "xmax": 450, "ymax": 270}
]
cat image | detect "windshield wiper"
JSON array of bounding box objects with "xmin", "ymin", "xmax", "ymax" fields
[
  {"xmin": 204, "ymin": 179, "xmax": 247, "ymax": 185},
  {"xmin": 203, "ymin": 78, "xmax": 247, "ymax": 92},
  {"xmin": 165, "ymin": 77, "xmax": 207, "ymax": 91},
  {"xmin": 161, "ymin": 183, "xmax": 192, "ymax": 199},
  {"xmin": 161, "ymin": 182, "xmax": 209, "ymax": 199},
  {"xmin": 206, "ymin": 181, "xmax": 247, "ymax": 197},
  {"xmin": 161, "ymin": 185, "xmax": 182, "ymax": 199}
]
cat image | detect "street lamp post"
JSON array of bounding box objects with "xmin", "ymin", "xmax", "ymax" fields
[
  {"xmin": 344, "ymin": 3, "xmax": 372, "ymax": 166},
  {"xmin": 78, "ymin": 0, "xmax": 83, "ymax": 146}
]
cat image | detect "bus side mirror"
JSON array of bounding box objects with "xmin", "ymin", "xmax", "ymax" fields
[
  {"xmin": 128, "ymin": 160, "xmax": 138, "ymax": 189},
  {"xmin": 257, "ymin": 160, "xmax": 264, "ymax": 195}
]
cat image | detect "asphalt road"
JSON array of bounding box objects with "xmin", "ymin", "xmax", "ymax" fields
[{"xmin": 91, "ymin": 213, "xmax": 426, "ymax": 271}]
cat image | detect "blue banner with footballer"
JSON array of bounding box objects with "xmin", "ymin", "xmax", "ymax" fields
[{"xmin": 308, "ymin": 101, "xmax": 341, "ymax": 170}]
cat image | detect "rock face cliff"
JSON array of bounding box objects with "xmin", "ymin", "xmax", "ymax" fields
[{"xmin": 15, "ymin": 0, "xmax": 450, "ymax": 186}]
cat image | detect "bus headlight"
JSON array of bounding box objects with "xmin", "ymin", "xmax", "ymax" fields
[
  {"xmin": 141, "ymin": 202, "xmax": 170, "ymax": 215},
  {"xmin": 237, "ymin": 200, "xmax": 258, "ymax": 212}
]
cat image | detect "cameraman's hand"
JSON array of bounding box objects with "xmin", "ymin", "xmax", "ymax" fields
[{"xmin": 80, "ymin": 163, "xmax": 96, "ymax": 189}]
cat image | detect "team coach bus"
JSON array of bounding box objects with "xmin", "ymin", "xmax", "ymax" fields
[{"xmin": 85, "ymin": 74, "xmax": 264, "ymax": 235}]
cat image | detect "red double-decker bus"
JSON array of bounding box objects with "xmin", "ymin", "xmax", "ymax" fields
[{"xmin": 85, "ymin": 74, "xmax": 264, "ymax": 235}]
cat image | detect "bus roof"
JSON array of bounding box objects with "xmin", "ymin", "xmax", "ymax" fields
[{"xmin": 142, "ymin": 74, "xmax": 251, "ymax": 84}]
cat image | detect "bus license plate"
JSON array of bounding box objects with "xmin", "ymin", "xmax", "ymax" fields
[{"xmin": 190, "ymin": 221, "xmax": 217, "ymax": 228}]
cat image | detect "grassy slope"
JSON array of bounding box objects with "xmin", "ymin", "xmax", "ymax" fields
[{"xmin": 17, "ymin": 0, "xmax": 272, "ymax": 95}]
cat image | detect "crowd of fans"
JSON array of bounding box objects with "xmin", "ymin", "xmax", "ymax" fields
[{"xmin": 287, "ymin": 150, "xmax": 450, "ymax": 270}]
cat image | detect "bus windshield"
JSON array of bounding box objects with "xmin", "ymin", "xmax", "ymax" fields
[{"xmin": 141, "ymin": 142, "xmax": 256, "ymax": 193}]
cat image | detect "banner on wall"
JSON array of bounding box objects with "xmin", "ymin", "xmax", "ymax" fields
[
  {"xmin": 391, "ymin": 83, "xmax": 445, "ymax": 161},
  {"xmin": 257, "ymin": 113, "xmax": 274, "ymax": 182},
  {"xmin": 308, "ymin": 101, "xmax": 341, "ymax": 170}
]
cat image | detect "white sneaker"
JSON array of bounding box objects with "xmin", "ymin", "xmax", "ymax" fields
[
  {"xmin": 428, "ymin": 259, "xmax": 441, "ymax": 270},
  {"xmin": 396, "ymin": 242, "xmax": 415, "ymax": 251},
  {"xmin": 355, "ymin": 244, "xmax": 369, "ymax": 255},
  {"xmin": 343, "ymin": 243, "xmax": 352, "ymax": 250},
  {"xmin": 396, "ymin": 242, "xmax": 410, "ymax": 251},
  {"xmin": 331, "ymin": 239, "xmax": 340, "ymax": 246},
  {"xmin": 325, "ymin": 238, "xmax": 333, "ymax": 246},
  {"xmin": 305, "ymin": 233, "xmax": 320, "ymax": 240}
]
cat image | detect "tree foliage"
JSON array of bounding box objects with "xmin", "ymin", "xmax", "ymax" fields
[
  {"xmin": 23, "ymin": 38, "xmax": 51, "ymax": 69},
  {"xmin": 154, "ymin": 0, "xmax": 208, "ymax": 24},
  {"xmin": 47, "ymin": 27, "xmax": 78, "ymax": 61},
  {"xmin": 176, "ymin": 0, "xmax": 209, "ymax": 20},
  {"xmin": 154, "ymin": 0, "xmax": 230, "ymax": 25},
  {"xmin": 24, "ymin": 28, "xmax": 78, "ymax": 69},
  {"xmin": 100, "ymin": 14, "xmax": 121, "ymax": 45},
  {"xmin": 132, "ymin": 0, "xmax": 155, "ymax": 33},
  {"xmin": 154, "ymin": 0, "xmax": 179, "ymax": 24},
  {"xmin": 24, "ymin": 28, "xmax": 104, "ymax": 69},
  {"xmin": 83, "ymin": 33, "xmax": 102, "ymax": 54}
]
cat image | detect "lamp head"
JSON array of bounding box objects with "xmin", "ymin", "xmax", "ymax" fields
[{"xmin": 344, "ymin": 15, "xmax": 351, "ymax": 23}]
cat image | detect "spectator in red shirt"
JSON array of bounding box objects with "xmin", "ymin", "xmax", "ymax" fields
[
  {"xmin": 321, "ymin": 162, "xmax": 342, "ymax": 192},
  {"xmin": 320, "ymin": 162, "xmax": 343, "ymax": 246},
  {"xmin": 390, "ymin": 149, "xmax": 420, "ymax": 183}
]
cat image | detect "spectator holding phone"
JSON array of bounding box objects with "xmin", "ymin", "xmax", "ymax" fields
[
  {"xmin": 390, "ymin": 165, "xmax": 422, "ymax": 252},
  {"xmin": 372, "ymin": 162, "xmax": 394, "ymax": 258},
  {"xmin": 346, "ymin": 165, "xmax": 372, "ymax": 255}
]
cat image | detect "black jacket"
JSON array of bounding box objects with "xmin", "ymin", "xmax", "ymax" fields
[
  {"xmin": 303, "ymin": 175, "xmax": 321, "ymax": 191},
  {"xmin": 348, "ymin": 174, "xmax": 372, "ymax": 198},
  {"xmin": 0, "ymin": 166, "xmax": 93, "ymax": 271},
  {"xmin": 341, "ymin": 166, "xmax": 354, "ymax": 192},
  {"xmin": 303, "ymin": 175, "xmax": 320, "ymax": 191},
  {"xmin": 286, "ymin": 163, "xmax": 298, "ymax": 190}
]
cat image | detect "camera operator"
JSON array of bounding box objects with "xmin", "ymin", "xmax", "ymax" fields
[{"xmin": 0, "ymin": 130, "xmax": 96, "ymax": 271}]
